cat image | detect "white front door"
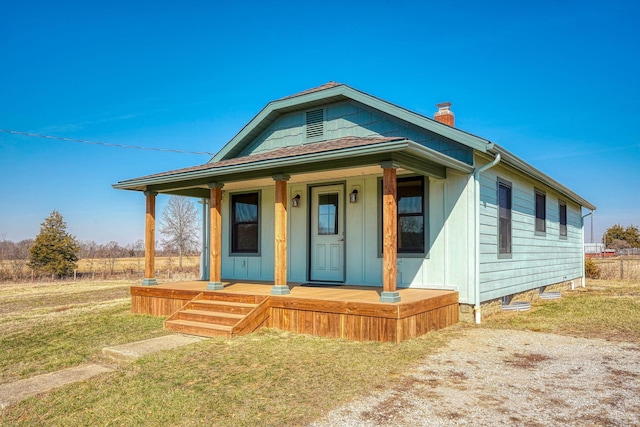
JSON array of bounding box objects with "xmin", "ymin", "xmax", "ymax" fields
[{"xmin": 310, "ymin": 184, "xmax": 345, "ymax": 282}]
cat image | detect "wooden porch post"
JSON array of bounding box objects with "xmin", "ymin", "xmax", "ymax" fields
[
  {"xmin": 207, "ymin": 182, "xmax": 224, "ymax": 290},
  {"xmin": 142, "ymin": 191, "xmax": 158, "ymax": 286},
  {"xmin": 381, "ymin": 164, "xmax": 401, "ymax": 302},
  {"xmin": 271, "ymin": 174, "xmax": 291, "ymax": 295},
  {"xmin": 199, "ymin": 198, "xmax": 210, "ymax": 281}
]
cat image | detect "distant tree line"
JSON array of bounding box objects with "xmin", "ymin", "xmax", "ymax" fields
[
  {"xmin": 604, "ymin": 224, "xmax": 640, "ymax": 250},
  {"xmin": 0, "ymin": 238, "xmax": 34, "ymax": 280},
  {"xmin": 0, "ymin": 238, "xmax": 199, "ymax": 262},
  {"xmin": 0, "ymin": 237, "xmax": 200, "ymax": 282},
  {"xmin": 0, "ymin": 196, "xmax": 201, "ymax": 282}
]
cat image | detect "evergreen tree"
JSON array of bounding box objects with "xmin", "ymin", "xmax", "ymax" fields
[
  {"xmin": 29, "ymin": 210, "xmax": 80, "ymax": 277},
  {"xmin": 623, "ymin": 225, "xmax": 640, "ymax": 248},
  {"xmin": 604, "ymin": 224, "xmax": 626, "ymax": 248},
  {"xmin": 604, "ymin": 224, "xmax": 640, "ymax": 248}
]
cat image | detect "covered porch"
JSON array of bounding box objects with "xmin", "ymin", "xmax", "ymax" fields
[
  {"xmin": 123, "ymin": 137, "xmax": 474, "ymax": 302},
  {"xmin": 131, "ymin": 280, "xmax": 459, "ymax": 343},
  {"xmin": 116, "ymin": 134, "xmax": 474, "ymax": 342}
]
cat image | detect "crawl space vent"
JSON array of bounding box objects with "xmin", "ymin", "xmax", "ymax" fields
[{"xmin": 306, "ymin": 109, "xmax": 324, "ymax": 139}]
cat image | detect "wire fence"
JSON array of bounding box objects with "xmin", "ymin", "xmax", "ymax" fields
[
  {"xmin": 590, "ymin": 258, "xmax": 640, "ymax": 281},
  {"xmin": 0, "ymin": 256, "xmax": 201, "ymax": 283},
  {"xmin": 617, "ymin": 248, "xmax": 640, "ymax": 256}
]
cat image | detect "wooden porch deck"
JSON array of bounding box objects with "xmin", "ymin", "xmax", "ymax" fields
[{"xmin": 131, "ymin": 281, "xmax": 459, "ymax": 342}]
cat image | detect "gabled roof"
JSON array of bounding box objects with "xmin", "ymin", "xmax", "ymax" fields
[
  {"xmin": 211, "ymin": 82, "xmax": 493, "ymax": 162},
  {"xmin": 118, "ymin": 136, "xmax": 405, "ymax": 184},
  {"xmin": 113, "ymin": 135, "xmax": 474, "ymax": 194},
  {"xmin": 113, "ymin": 82, "xmax": 595, "ymax": 211},
  {"xmin": 278, "ymin": 81, "xmax": 342, "ymax": 100},
  {"xmin": 489, "ymin": 144, "xmax": 596, "ymax": 210}
]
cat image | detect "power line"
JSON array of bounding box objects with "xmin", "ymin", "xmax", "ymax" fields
[{"xmin": 0, "ymin": 129, "xmax": 215, "ymax": 156}]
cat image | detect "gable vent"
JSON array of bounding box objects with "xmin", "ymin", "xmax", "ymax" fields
[{"xmin": 305, "ymin": 109, "xmax": 324, "ymax": 139}]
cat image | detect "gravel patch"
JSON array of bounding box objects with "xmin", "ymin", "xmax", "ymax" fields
[{"xmin": 311, "ymin": 329, "xmax": 640, "ymax": 426}]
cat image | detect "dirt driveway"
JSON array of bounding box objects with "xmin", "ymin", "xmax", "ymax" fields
[{"xmin": 312, "ymin": 329, "xmax": 640, "ymax": 426}]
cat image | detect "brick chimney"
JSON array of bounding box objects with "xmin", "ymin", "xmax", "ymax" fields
[{"xmin": 434, "ymin": 102, "xmax": 454, "ymax": 127}]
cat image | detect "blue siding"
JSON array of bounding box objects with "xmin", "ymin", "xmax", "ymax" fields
[
  {"xmin": 478, "ymin": 164, "xmax": 584, "ymax": 302},
  {"xmin": 237, "ymin": 101, "xmax": 473, "ymax": 164}
]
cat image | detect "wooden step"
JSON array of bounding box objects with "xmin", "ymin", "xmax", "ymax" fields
[
  {"xmin": 175, "ymin": 309, "xmax": 244, "ymax": 326},
  {"xmin": 165, "ymin": 319, "xmax": 233, "ymax": 338},
  {"xmin": 191, "ymin": 300, "xmax": 257, "ymax": 315},
  {"xmin": 201, "ymin": 293, "xmax": 266, "ymax": 304},
  {"xmin": 164, "ymin": 293, "xmax": 270, "ymax": 339}
]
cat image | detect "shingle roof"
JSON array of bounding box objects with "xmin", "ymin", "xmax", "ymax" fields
[
  {"xmin": 118, "ymin": 136, "xmax": 404, "ymax": 184},
  {"xmin": 279, "ymin": 82, "xmax": 342, "ymax": 100}
]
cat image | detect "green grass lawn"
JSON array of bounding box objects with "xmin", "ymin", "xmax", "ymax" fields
[
  {"xmin": 1, "ymin": 279, "xmax": 638, "ymax": 426},
  {"xmin": 0, "ymin": 281, "xmax": 168, "ymax": 383},
  {"xmin": 2, "ymin": 329, "xmax": 453, "ymax": 426}
]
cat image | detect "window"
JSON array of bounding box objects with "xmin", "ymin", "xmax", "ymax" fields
[
  {"xmin": 559, "ymin": 201, "xmax": 567, "ymax": 237},
  {"xmin": 231, "ymin": 192, "xmax": 259, "ymax": 253},
  {"xmin": 380, "ymin": 176, "xmax": 426, "ymax": 254},
  {"xmin": 317, "ymin": 193, "xmax": 338, "ymax": 235},
  {"xmin": 535, "ymin": 190, "xmax": 546, "ymax": 234},
  {"xmin": 498, "ymin": 180, "xmax": 512, "ymax": 254},
  {"xmin": 397, "ymin": 177, "xmax": 425, "ymax": 253}
]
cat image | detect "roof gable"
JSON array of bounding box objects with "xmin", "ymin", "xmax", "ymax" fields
[
  {"xmin": 235, "ymin": 98, "xmax": 474, "ymax": 164},
  {"xmin": 113, "ymin": 82, "xmax": 594, "ymax": 211},
  {"xmin": 211, "ymin": 83, "xmax": 493, "ymax": 162}
]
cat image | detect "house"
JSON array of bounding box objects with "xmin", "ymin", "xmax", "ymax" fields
[{"xmin": 113, "ymin": 82, "xmax": 595, "ymax": 340}]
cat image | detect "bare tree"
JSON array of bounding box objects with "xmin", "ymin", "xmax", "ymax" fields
[
  {"xmin": 131, "ymin": 239, "xmax": 145, "ymax": 274},
  {"xmin": 0, "ymin": 237, "xmax": 33, "ymax": 281},
  {"xmin": 160, "ymin": 196, "xmax": 199, "ymax": 269},
  {"xmin": 10, "ymin": 239, "xmax": 33, "ymax": 280},
  {"xmin": 0, "ymin": 235, "xmax": 10, "ymax": 280},
  {"xmin": 103, "ymin": 241, "xmax": 123, "ymax": 276},
  {"xmin": 79, "ymin": 240, "xmax": 99, "ymax": 279},
  {"xmin": 125, "ymin": 239, "xmax": 145, "ymax": 258}
]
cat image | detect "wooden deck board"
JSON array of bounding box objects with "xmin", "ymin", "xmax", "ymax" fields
[
  {"xmin": 131, "ymin": 280, "xmax": 459, "ymax": 342},
  {"xmin": 133, "ymin": 281, "xmax": 452, "ymax": 303}
]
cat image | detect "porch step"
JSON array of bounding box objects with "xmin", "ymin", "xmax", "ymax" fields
[
  {"xmin": 165, "ymin": 319, "xmax": 233, "ymax": 338},
  {"xmin": 190, "ymin": 300, "xmax": 257, "ymax": 315},
  {"xmin": 200, "ymin": 293, "xmax": 265, "ymax": 304},
  {"xmin": 175, "ymin": 309, "xmax": 244, "ymax": 326},
  {"xmin": 165, "ymin": 293, "xmax": 269, "ymax": 338}
]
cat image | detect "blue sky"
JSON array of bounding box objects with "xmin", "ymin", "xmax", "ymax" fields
[{"xmin": 1, "ymin": 0, "xmax": 638, "ymax": 245}]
